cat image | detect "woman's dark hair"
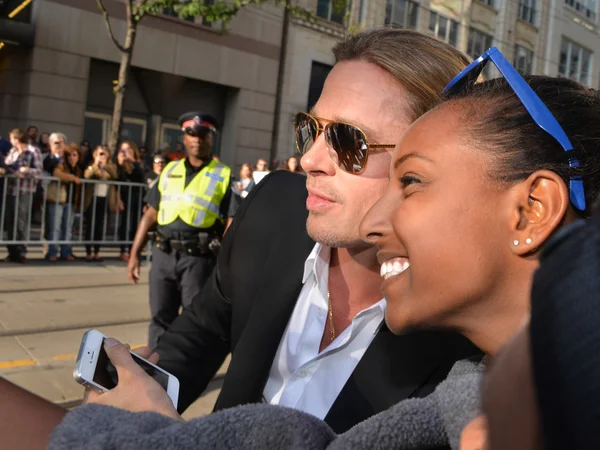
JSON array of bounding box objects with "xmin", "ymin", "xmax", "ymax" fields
[{"xmin": 443, "ymin": 76, "xmax": 600, "ymax": 218}]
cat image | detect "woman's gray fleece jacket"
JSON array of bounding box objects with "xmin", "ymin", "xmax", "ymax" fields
[{"xmin": 49, "ymin": 358, "xmax": 483, "ymax": 450}]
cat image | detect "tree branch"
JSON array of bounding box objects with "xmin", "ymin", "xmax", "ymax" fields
[
  {"xmin": 125, "ymin": 0, "xmax": 135, "ymax": 25},
  {"xmin": 97, "ymin": 0, "xmax": 127, "ymax": 53}
]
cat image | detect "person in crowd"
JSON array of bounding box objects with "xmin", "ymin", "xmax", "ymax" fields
[
  {"xmin": 45, "ymin": 144, "xmax": 83, "ymax": 262},
  {"xmin": 0, "ymin": 136, "xmax": 11, "ymax": 224},
  {"xmin": 3, "ymin": 128, "xmax": 43, "ymax": 263},
  {"xmin": 43, "ymin": 133, "xmax": 67, "ymax": 171},
  {"xmin": 38, "ymin": 132, "xmax": 50, "ymax": 156},
  {"xmin": 145, "ymin": 153, "xmax": 166, "ymax": 188},
  {"xmin": 28, "ymin": 129, "xmax": 46, "ymax": 224},
  {"xmin": 253, "ymin": 157, "xmax": 270, "ymax": 184},
  {"xmin": 284, "ymin": 155, "xmax": 303, "ymax": 174},
  {"xmin": 139, "ymin": 145, "xmax": 153, "ymax": 173},
  {"xmin": 79, "ymin": 140, "xmax": 93, "ymax": 169},
  {"xmin": 43, "ymin": 132, "xmax": 69, "ymax": 261},
  {"xmin": 255, "ymin": 158, "xmax": 268, "ymax": 172},
  {"xmin": 167, "ymin": 142, "xmax": 186, "ymax": 161},
  {"xmin": 26, "ymin": 125, "xmax": 39, "ymax": 147},
  {"xmin": 116, "ymin": 140, "xmax": 145, "ymax": 263},
  {"xmin": 232, "ymin": 163, "xmax": 255, "ymax": 200},
  {"xmin": 83, "ymin": 145, "xmax": 118, "ymax": 262},
  {"xmin": 0, "ymin": 137, "xmax": 8, "ymax": 211},
  {"xmin": 226, "ymin": 163, "xmax": 255, "ymax": 234},
  {"xmin": 126, "ymin": 112, "xmax": 236, "ymax": 348}
]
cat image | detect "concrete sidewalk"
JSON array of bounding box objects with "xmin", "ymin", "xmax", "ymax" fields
[{"xmin": 0, "ymin": 253, "xmax": 228, "ymax": 419}]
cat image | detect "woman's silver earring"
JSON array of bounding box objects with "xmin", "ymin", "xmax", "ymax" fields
[
  {"xmin": 525, "ymin": 238, "xmax": 533, "ymax": 245},
  {"xmin": 513, "ymin": 240, "xmax": 520, "ymax": 246}
]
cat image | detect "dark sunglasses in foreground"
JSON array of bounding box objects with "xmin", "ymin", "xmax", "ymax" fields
[
  {"xmin": 443, "ymin": 46, "xmax": 586, "ymax": 212},
  {"xmin": 293, "ymin": 112, "xmax": 395, "ymax": 175}
]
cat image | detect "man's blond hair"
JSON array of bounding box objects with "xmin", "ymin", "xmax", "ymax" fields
[{"xmin": 333, "ymin": 29, "xmax": 471, "ymax": 121}]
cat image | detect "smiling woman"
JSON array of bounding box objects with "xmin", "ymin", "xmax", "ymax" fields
[{"xmin": 361, "ymin": 74, "xmax": 600, "ymax": 356}]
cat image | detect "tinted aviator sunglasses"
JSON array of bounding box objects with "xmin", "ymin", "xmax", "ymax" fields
[
  {"xmin": 293, "ymin": 112, "xmax": 396, "ymax": 174},
  {"xmin": 443, "ymin": 47, "xmax": 586, "ymax": 212}
]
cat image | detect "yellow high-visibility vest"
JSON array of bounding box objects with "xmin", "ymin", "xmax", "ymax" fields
[{"xmin": 157, "ymin": 159, "xmax": 231, "ymax": 229}]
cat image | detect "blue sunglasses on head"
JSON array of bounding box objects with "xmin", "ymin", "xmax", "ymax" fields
[{"xmin": 443, "ymin": 47, "xmax": 586, "ymax": 212}]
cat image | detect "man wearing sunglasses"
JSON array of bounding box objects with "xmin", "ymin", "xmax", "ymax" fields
[
  {"xmin": 126, "ymin": 111, "xmax": 236, "ymax": 349},
  {"xmin": 140, "ymin": 29, "xmax": 480, "ymax": 433}
]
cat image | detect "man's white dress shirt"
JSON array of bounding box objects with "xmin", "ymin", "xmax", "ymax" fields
[{"xmin": 262, "ymin": 243, "xmax": 386, "ymax": 419}]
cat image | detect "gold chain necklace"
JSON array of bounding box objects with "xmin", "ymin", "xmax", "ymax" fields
[{"xmin": 327, "ymin": 290, "xmax": 336, "ymax": 343}]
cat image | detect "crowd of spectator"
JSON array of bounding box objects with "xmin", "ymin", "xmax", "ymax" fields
[{"xmin": 0, "ymin": 125, "xmax": 304, "ymax": 264}]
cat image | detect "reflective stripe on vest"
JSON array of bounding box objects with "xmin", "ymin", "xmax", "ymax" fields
[
  {"xmin": 157, "ymin": 159, "xmax": 231, "ymax": 229},
  {"xmin": 161, "ymin": 160, "xmax": 182, "ymax": 191}
]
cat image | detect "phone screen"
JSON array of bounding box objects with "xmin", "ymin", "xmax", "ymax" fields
[{"xmin": 92, "ymin": 339, "xmax": 168, "ymax": 390}]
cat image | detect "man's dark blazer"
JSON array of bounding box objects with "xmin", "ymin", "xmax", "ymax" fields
[{"xmin": 156, "ymin": 170, "xmax": 480, "ymax": 433}]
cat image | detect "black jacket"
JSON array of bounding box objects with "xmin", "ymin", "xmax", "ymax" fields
[{"xmin": 155, "ymin": 170, "xmax": 480, "ymax": 433}]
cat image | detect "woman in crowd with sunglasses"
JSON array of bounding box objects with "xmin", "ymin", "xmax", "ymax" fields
[
  {"xmin": 145, "ymin": 153, "xmax": 166, "ymax": 188},
  {"xmin": 34, "ymin": 52, "xmax": 600, "ymax": 449},
  {"xmin": 83, "ymin": 145, "xmax": 118, "ymax": 262}
]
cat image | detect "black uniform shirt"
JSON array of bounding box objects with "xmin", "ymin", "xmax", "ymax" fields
[{"xmin": 145, "ymin": 158, "xmax": 237, "ymax": 237}]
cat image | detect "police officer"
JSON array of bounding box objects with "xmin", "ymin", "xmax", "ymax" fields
[{"xmin": 127, "ymin": 112, "xmax": 235, "ymax": 348}]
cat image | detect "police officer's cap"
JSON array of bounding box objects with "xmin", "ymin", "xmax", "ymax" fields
[{"xmin": 178, "ymin": 112, "xmax": 219, "ymax": 135}]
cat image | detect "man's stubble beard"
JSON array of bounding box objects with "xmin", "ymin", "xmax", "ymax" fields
[{"xmin": 305, "ymin": 212, "xmax": 364, "ymax": 248}]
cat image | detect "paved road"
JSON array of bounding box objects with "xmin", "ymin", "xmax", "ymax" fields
[{"xmin": 0, "ymin": 249, "xmax": 228, "ymax": 419}]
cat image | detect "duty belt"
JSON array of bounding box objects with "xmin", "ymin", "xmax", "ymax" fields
[{"xmin": 153, "ymin": 231, "xmax": 220, "ymax": 256}]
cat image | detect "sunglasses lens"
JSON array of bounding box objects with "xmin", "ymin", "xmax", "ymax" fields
[
  {"xmin": 294, "ymin": 113, "xmax": 318, "ymax": 154},
  {"xmin": 326, "ymin": 123, "xmax": 368, "ymax": 174}
]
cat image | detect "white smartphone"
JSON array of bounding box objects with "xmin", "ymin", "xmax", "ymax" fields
[{"xmin": 73, "ymin": 329, "xmax": 179, "ymax": 409}]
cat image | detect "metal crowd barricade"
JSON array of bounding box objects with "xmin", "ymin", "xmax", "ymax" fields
[{"xmin": 0, "ymin": 174, "xmax": 147, "ymax": 251}]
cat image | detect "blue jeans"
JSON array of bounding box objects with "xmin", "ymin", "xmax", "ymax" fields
[{"xmin": 46, "ymin": 203, "xmax": 75, "ymax": 258}]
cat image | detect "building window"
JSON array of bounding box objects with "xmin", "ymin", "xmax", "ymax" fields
[
  {"xmin": 559, "ymin": 38, "xmax": 592, "ymax": 85},
  {"xmin": 307, "ymin": 62, "xmax": 333, "ymax": 111},
  {"xmin": 316, "ymin": 0, "xmax": 346, "ymax": 24},
  {"xmin": 161, "ymin": 123, "xmax": 184, "ymax": 149},
  {"xmin": 428, "ymin": 11, "xmax": 459, "ymax": 46},
  {"xmin": 467, "ymin": 28, "xmax": 493, "ymax": 58},
  {"xmin": 518, "ymin": 0, "xmax": 537, "ymax": 25},
  {"xmin": 467, "ymin": 28, "xmax": 494, "ymax": 77},
  {"xmin": 83, "ymin": 113, "xmax": 148, "ymax": 149},
  {"xmin": 477, "ymin": 0, "xmax": 496, "ymax": 8},
  {"xmin": 385, "ymin": 0, "xmax": 419, "ymax": 29},
  {"xmin": 514, "ymin": 45, "xmax": 535, "ymax": 74},
  {"xmin": 564, "ymin": 0, "xmax": 597, "ymax": 22}
]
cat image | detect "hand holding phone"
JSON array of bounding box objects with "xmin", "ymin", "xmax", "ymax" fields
[{"xmin": 74, "ymin": 330, "xmax": 180, "ymax": 416}]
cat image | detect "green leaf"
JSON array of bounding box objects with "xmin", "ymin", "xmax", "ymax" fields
[{"xmin": 129, "ymin": 0, "xmax": 348, "ymax": 28}]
